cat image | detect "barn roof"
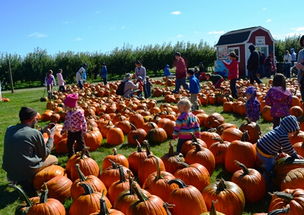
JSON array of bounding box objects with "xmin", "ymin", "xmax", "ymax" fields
[{"xmin": 216, "ymin": 26, "xmax": 262, "ymax": 46}]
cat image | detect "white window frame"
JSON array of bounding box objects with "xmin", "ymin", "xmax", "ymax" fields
[{"xmin": 228, "ymin": 46, "xmax": 240, "ymax": 62}]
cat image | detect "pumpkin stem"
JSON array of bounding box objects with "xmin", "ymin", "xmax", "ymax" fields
[
  {"xmin": 177, "ymin": 162, "xmax": 189, "ymax": 168},
  {"xmin": 113, "ymin": 148, "xmax": 117, "ymax": 155},
  {"xmin": 130, "ymin": 123, "xmax": 137, "ymax": 131},
  {"xmin": 128, "ymin": 177, "xmax": 135, "ymax": 194},
  {"xmin": 153, "ymin": 156, "xmax": 163, "ymax": 180},
  {"xmin": 9, "ymin": 184, "xmax": 33, "ymax": 207},
  {"xmin": 191, "ymin": 142, "xmax": 201, "ymax": 152},
  {"xmin": 80, "ymin": 147, "xmax": 91, "ymax": 158},
  {"xmin": 135, "ymin": 139, "xmax": 143, "ymax": 152},
  {"xmin": 39, "ymin": 184, "xmax": 49, "ymax": 204},
  {"xmin": 168, "ymin": 142, "xmax": 174, "ymax": 155},
  {"xmin": 216, "ymin": 179, "xmax": 226, "ymax": 193},
  {"xmin": 79, "ymin": 183, "xmax": 94, "ymax": 195},
  {"xmin": 132, "ymin": 183, "xmax": 149, "ymax": 202},
  {"xmin": 268, "ymin": 207, "xmax": 289, "ymax": 215},
  {"xmin": 168, "ymin": 179, "xmax": 188, "ymax": 188},
  {"xmin": 108, "ymin": 159, "xmax": 119, "ymax": 169},
  {"xmin": 143, "ymin": 141, "xmax": 152, "ymax": 156},
  {"xmin": 241, "ymin": 131, "xmax": 250, "ymax": 142},
  {"xmin": 272, "ymin": 191, "xmax": 294, "ymax": 203},
  {"xmin": 191, "ymin": 133, "xmax": 198, "ymax": 142},
  {"xmin": 75, "ymin": 164, "xmax": 87, "ymax": 181},
  {"xmin": 118, "ymin": 166, "xmax": 127, "ymax": 183},
  {"xmin": 245, "ymin": 117, "xmax": 251, "ymax": 124},
  {"xmin": 234, "ymin": 160, "xmax": 249, "ymax": 176},
  {"xmin": 210, "ymin": 200, "xmax": 218, "ymax": 215},
  {"xmin": 99, "ymin": 191, "xmax": 110, "ymax": 215},
  {"xmin": 163, "ymin": 202, "xmax": 175, "ymax": 215}
]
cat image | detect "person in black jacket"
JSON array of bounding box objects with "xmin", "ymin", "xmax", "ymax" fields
[{"xmin": 247, "ymin": 45, "xmax": 262, "ymax": 84}]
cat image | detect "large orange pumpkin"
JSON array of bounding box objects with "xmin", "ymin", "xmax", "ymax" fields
[
  {"xmin": 107, "ymin": 127, "xmax": 124, "ymax": 146},
  {"xmin": 102, "ymin": 148, "xmax": 129, "ymax": 170}
]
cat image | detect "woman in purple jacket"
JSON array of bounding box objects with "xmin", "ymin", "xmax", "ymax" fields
[{"xmin": 265, "ymin": 73, "xmax": 292, "ymax": 128}]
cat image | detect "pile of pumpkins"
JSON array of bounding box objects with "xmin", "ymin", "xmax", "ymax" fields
[
  {"xmin": 13, "ymin": 80, "xmax": 304, "ymax": 214},
  {"xmin": 11, "ymin": 117, "xmax": 304, "ymax": 214}
]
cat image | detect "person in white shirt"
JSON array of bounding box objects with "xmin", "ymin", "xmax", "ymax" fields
[
  {"xmin": 76, "ymin": 69, "xmax": 83, "ymax": 89},
  {"xmin": 56, "ymin": 69, "xmax": 65, "ymax": 92},
  {"xmin": 283, "ymin": 50, "xmax": 292, "ymax": 78}
]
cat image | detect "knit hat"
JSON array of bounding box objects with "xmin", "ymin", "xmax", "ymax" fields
[
  {"xmin": 19, "ymin": 107, "xmax": 37, "ymax": 122},
  {"xmin": 280, "ymin": 115, "xmax": 300, "ymax": 133},
  {"xmin": 245, "ymin": 86, "xmax": 257, "ymax": 96},
  {"xmin": 64, "ymin": 94, "xmax": 78, "ymax": 108}
]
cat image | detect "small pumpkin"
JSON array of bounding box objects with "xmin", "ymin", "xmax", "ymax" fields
[
  {"xmin": 102, "ymin": 148, "xmax": 129, "ymax": 170},
  {"xmin": 127, "ymin": 140, "xmax": 148, "ymax": 174}
]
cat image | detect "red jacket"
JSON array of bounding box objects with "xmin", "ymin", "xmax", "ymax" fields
[
  {"xmin": 174, "ymin": 57, "xmax": 187, "ymax": 79},
  {"xmin": 223, "ymin": 59, "xmax": 239, "ymax": 80}
]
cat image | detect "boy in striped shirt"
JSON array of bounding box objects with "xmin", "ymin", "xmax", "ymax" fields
[
  {"xmin": 173, "ymin": 98, "xmax": 200, "ymax": 153},
  {"xmin": 256, "ymin": 115, "xmax": 301, "ymax": 187}
]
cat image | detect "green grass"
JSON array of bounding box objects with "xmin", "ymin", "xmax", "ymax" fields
[{"xmin": 0, "ymin": 87, "xmax": 273, "ymax": 215}]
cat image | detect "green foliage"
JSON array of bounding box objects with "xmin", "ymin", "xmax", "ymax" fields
[
  {"xmin": 0, "ymin": 42, "xmax": 216, "ymax": 90},
  {"xmin": 275, "ymin": 36, "xmax": 302, "ymax": 62}
]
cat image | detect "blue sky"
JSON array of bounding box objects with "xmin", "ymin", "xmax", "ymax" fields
[{"xmin": 1, "ymin": 0, "xmax": 303, "ymax": 56}]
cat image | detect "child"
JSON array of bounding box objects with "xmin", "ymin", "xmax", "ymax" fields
[
  {"xmin": 61, "ymin": 94, "xmax": 87, "ymax": 157},
  {"xmin": 145, "ymin": 76, "xmax": 153, "ymax": 98},
  {"xmin": 44, "ymin": 70, "xmax": 56, "ymax": 99},
  {"xmin": 56, "ymin": 69, "xmax": 65, "ymax": 92},
  {"xmin": 173, "ymin": 98, "xmax": 200, "ymax": 153},
  {"xmin": 222, "ymin": 52, "xmax": 239, "ymax": 98},
  {"xmin": 187, "ymin": 69, "xmax": 200, "ymax": 111},
  {"xmin": 163, "ymin": 64, "xmax": 171, "ymax": 80},
  {"xmin": 265, "ymin": 73, "xmax": 292, "ymax": 128},
  {"xmin": 205, "ymin": 73, "xmax": 224, "ymax": 89},
  {"xmin": 245, "ymin": 86, "xmax": 260, "ymax": 122},
  {"xmin": 136, "ymin": 76, "xmax": 144, "ymax": 98},
  {"xmin": 256, "ymin": 115, "xmax": 301, "ymax": 189}
]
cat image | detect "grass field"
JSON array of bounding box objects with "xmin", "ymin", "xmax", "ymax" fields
[{"xmin": 0, "ymin": 86, "xmax": 273, "ymax": 215}]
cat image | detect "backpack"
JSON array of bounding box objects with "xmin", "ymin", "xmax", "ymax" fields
[{"xmin": 116, "ymin": 81, "xmax": 126, "ymax": 95}]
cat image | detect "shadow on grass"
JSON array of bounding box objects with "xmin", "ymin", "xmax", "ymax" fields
[{"xmin": 0, "ymin": 184, "xmax": 19, "ymax": 210}]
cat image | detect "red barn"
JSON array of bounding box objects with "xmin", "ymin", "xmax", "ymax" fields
[{"xmin": 215, "ymin": 26, "xmax": 275, "ymax": 77}]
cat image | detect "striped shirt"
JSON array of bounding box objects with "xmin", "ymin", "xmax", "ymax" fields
[
  {"xmin": 173, "ymin": 112, "xmax": 200, "ymax": 139},
  {"xmin": 257, "ymin": 115, "xmax": 299, "ymax": 157}
]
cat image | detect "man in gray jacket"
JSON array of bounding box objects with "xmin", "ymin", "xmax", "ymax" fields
[{"xmin": 2, "ymin": 107, "xmax": 57, "ymax": 194}]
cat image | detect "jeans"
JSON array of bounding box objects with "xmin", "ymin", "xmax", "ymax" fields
[
  {"xmin": 174, "ymin": 78, "xmax": 188, "ymax": 93},
  {"xmin": 257, "ymin": 151, "xmax": 276, "ymax": 190},
  {"xmin": 230, "ymin": 79, "xmax": 238, "ymax": 98},
  {"xmin": 59, "ymin": 86, "xmax": 65, "ymax": 92},
  {"xmin": 248, "ymin": 69, "xmax": 262, "ymax": 84},
  {"xmin": 284, "ymin": 63, "xmax": 291, "ymax": 78},
  {"xmin": 102, "ymin": 78, "xmax": 107, "ymax": 85},
  {"xmin": 176, "ymin": 139, "xmax": 187, "ymax": 153},
  {"xmin": 78, "ymin": 81, "xmax": 83, "ymax": 89},
  {"xmin": 67, "ymin": 131, "xmax": 85, "ymax": 157}
]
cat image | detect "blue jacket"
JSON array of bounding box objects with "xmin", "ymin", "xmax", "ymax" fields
[
  {"xmin": 188, "ymin": 75, "xmax": 200, "ymax": 94},
  {"xmin": 101, "ymin": 66, "xmax": 107, "ymax": 78},
  {"xmin": 163, "ymin": 65, "xmax": 171, "ymax": 76}
]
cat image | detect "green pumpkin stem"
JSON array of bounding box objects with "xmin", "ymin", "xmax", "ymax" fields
[
  {"xmin": 132, "ymin": 184, "xmax": 148, "ymax": 202},
  {"xmin": 168, "ymin": 179, "xmax": 188, "ymax": 188},
  {"xmin": 177, "ymin": 162, "xmax": 189, "ymax": 168},
  {"xmin": 271, "ymin": 191, "xmax": 294, "ymax": 203},
  {"xmin": 216, "ymin": 179, "xmax": 226, "ymax": 193},
  {"xmin": 191, "ymin": 133, "xmax": 198, "ymax": 142},
  {"xmin": 40, "ymin": 184, "xmax": 49, "ymax": 204},
  {"xmin": 9, "ymin": 184, "xmax": 33, "ymax": 207},
  {"xmin": 80, "ymin": 183, "xmax": 94, "ymax": 195},
  {"xmin": 130, "ymin": 123, "xmax": 137, "ymax": 131},
  {"xmin": 75, "ymin": 164, "xmax": 87, "ymax": 181},
  {"xmin": 113, "ymin": 148, "xmax": 117, "ymax": 155},
  {"xmin": 80, "ymin": 147, "xmax": 91, "ymax": 158},
  {"xmin": 99, "ymin": 191, "xmax": 110, "ymax": 215},
  {"xmin": 268, "ymin": 207, "xmax": 289, "ymax": 215},
  {"xmin": 191, "ymin": 142, "xmax": 201, "ymax": 152},
  {"xmin": 234, "ymin": 160, "xmax": 249, "ymax": 176},
  {"xmin": 128, "ymin": 177, "xmax": 135, "ymax": 194}
]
